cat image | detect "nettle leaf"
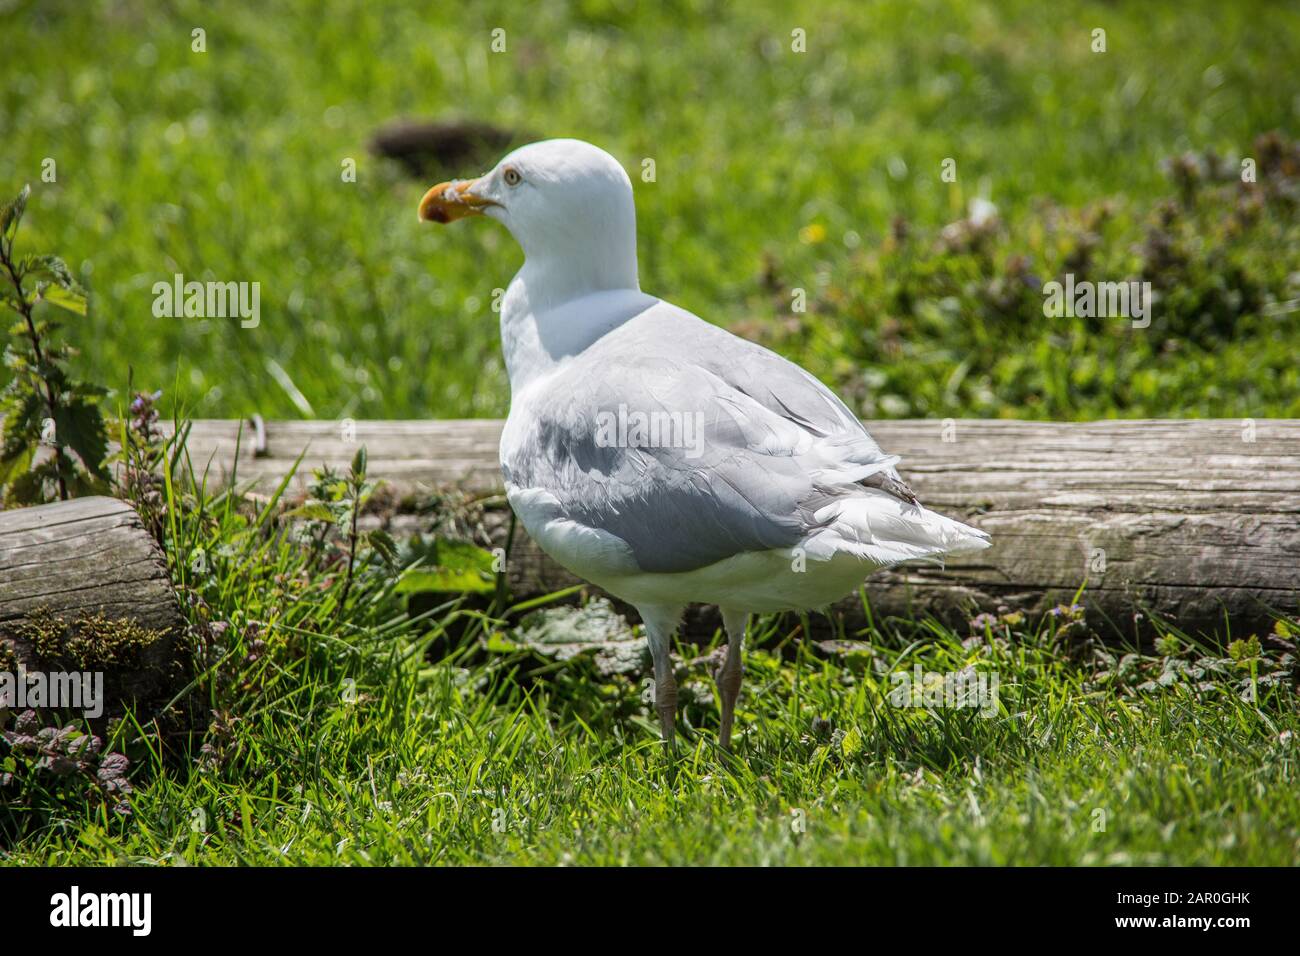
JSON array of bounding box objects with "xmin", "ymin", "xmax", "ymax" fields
[
  {"xmin": 23, "ymin": 256, "xmax": 90, "ymax": 316},
  {"xmin": 3, "ymin": 453, "xmax": 68, "ymax": 506},
  {"xmin": 32, "ymin": 360, "xmax": 71, "ymax": 394},
  {"xmin": 0, "ymin": 185, "xmax": 111, "ymax": 502},
  {"xmin": 0, "ymin": 387, "xmax": 43, "ymax": 483},
  {"xmin": 5, "ymin": 464, "xmax": 52, "ymax": 505},
  {"xmin": 840, "ymin": 725, "xmax": 865, "ymax": 757},
  {"xmin": 68, "ymin": 380, "xmax": 108, "ymax": 399},
  {"xmin": 395, "ymin": 539, "xmax": 497, "ymax": 595},
  {"xmin": 504, "ymin": 598, "xmax": 646, "ymax": 676},
  {"xmin": 0, "ymin": 443, "xmax": 36, "ymax": 492},
  {"xmin": 284, "ymin": 502, "xmax": 336, "ymax": 523},
  {"xmin": 3, "ymin": 345, "xmax": 31, "ymax": 372},
  {"xmin": 66, "ymin": 466, "xmax": 110, "ymax": 498},
  {"xmin": 354, "ymin": 476, "xmax": 380, "ymax": 511},
  {"xmin": 22, "ymin": 254, "xmax": 80, "ymax": 290},
  {"xmin": 1228, "ymin": 636, "xmax": 1263, "ymax": 662},
  {"xmin": 365, "ymin": 528, "xmax": 398, "ymax": 567},
  {"xmin": 53, "ymin": 395, "xmax": 110, "ymax": 480},
  {"xmin": 41, "ymin": 283, "xmax": 88, "ymax": 316},
  {"xmin": 0, "ymin": 185, "xmax": 30, "ymax": 245}
]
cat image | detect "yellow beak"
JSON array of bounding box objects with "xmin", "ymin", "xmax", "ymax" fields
[{"xmin": 417, "ymin": 177, "xmax": 496, "ymax": 223}]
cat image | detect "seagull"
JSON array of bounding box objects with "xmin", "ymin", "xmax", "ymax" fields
[{"xmin": 418, "ymin": 139, "xmax": 990, "ymax": 751}]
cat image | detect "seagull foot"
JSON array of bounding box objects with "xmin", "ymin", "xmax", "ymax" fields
[
  {"xmin": 715, "ymin": 660, "xmax": 743, "ymax": 751},
  {"xmin": 658, "ymin": 711, "xmax": 679, "ymax": 758}
]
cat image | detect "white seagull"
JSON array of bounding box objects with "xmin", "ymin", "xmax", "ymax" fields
[{"xmin": 419, "ymin": 139, "xmax": 990, "ymax": 751}]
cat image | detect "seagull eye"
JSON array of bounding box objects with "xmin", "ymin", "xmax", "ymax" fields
[{"xmin": 503, "ymin": 167, "xmax": 522, "ymax": 186}]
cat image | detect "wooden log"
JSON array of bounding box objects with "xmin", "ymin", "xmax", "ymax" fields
[
  {"xmin": 0, "ymin": 496, "xmax": 189, "ymax": 724},
  {"xmin": 169, "ymin": 417, "xmax": 1300, "ymax": 636}
]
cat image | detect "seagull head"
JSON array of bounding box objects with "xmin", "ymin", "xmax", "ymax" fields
[{"xmin": 418, "ymin": 138, "xmax": 640, "ymax": 299}]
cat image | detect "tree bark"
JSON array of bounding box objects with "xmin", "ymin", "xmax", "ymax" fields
[
  {"xmin": 171, "ymin": 417, "xmax": 1300, "ymax": 636},
  {"xmin": 0, "ymin": 496, "xmax": 188, "ymax": 722}
]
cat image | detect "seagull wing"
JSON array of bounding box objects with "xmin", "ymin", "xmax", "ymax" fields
[{"xmin": 501, "ymin": 303, "xmax": 902, "ymax": 574}]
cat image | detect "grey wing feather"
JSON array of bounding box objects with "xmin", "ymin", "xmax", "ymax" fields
[
  {"xmin": 503, "ymin": 306, "xmax": 905, "ymax": 574},
  {"xmin": 506, "ymin": 358, "xmax": 815, "ymax": 572}
]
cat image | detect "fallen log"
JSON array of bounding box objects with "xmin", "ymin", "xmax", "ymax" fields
[
  {"xmin": 172, "ymin": 417, "xmax": 1300, "ymax": 636},
  {"xmin": 0, "ymin": 496, "xmax": 191, "ymax": 726}
]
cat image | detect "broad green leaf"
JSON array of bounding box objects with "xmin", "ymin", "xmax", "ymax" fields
[
  {"xmin": 0, "ymin": 441, "xmax": 35, "ymax": 489},
  {"xmin": 22, "ymin": 254, "xmax": 81, "ymax": 291},
  {"xmin": 840, "ymin": 725, "xmax": 864, "ymax": 757},
  {"xmin": 0, "ymin": 387, "xmax": 43, "ymax": 483},
  {"xmin": 395, "ymin": 566, "xmax": 494, "ymax": 595},
  {"xmin": 21, "ymin": 253, "xmax": 87, "ymax": 318},
  {"xmin": 502, "ymin": 598, "xmax": 645, "ymax": 676},
  {"xmin": 0, "ymin": 184, "xmax": 29, "ymax": 244},
  {"xmin": 1228, "ymin": 636, "xmax": 1262, "ymax": 662},
  {"xmin": 395, "ymin": 539, "xmax": 497, "ymax": 595},
  {"xmin": 5, "ymin": 465, "xmax": 51, "ymax": 505},
  {"xmin": 284, "ymin": 502, "xmax": 336, "ymax": 523},
  {"xmin": 484, "ymin": 631, "xmax": 521, "ymax": 653},
  {"xmin": 41, "ymin": 283, "xmax": 88, "ymax": 316},
  {"xmin": 67, "ymin": 468, "xmax": 110, "ymax": 498},
  {"xmin": 53, "ymin": 395, "xmax": 110, "ymax": 480}
]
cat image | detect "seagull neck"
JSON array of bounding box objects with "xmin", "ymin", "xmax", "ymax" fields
[
  {"xmin": 515, "ymin": 248, "xmax": 639, "ymax": 312},
  {"xmin": 499, "ymin": 273, "xmax": 651, "ymax": 392}
]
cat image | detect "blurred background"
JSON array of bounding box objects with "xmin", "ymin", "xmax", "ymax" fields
[{"xmin": 2, "ymin": 0, "xmax": 1297, "ymax": 422}]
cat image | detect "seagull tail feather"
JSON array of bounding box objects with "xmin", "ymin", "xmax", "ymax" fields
[{"xmin": 801, "ymin": 489, "xmax": 991, "ymax": 567}]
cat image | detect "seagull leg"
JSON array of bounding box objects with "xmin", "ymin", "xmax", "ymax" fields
[
  {"xmin": 640, "ymin": 604, "xmax": 684, "ymax": 752},
  {"xmin": 717, "ymin": 608, "xmax": 748, "ymax": 750}
]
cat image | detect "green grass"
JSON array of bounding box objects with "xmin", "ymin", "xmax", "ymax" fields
[
  {"xmin": 2, "ymin": 0, "xmax": 1298, "ymax": 420},
  {"xmin": 2, "ymin": 0, "xmax": 1299, "ymax": 866},
  {"xmin": 2, "ymin": 455, "xmax": 1297, "ymax": 865}
]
